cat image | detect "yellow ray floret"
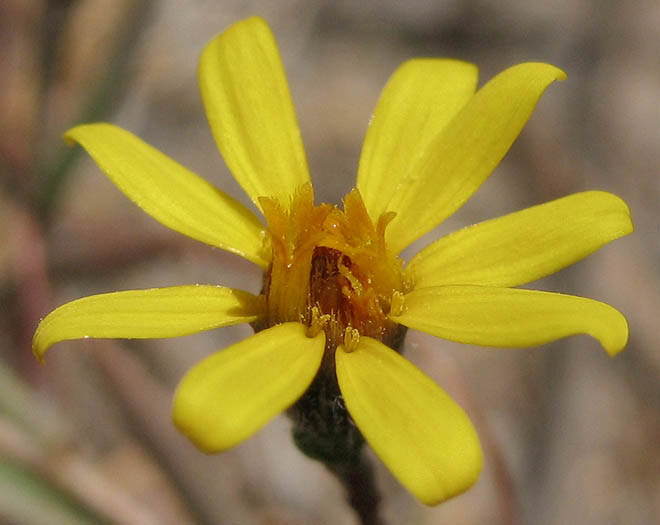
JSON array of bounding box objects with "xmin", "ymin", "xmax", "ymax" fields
[
  {"xmin": 65, "ymin": 123, "xmax": 269, "ymax": 267},
  {"xmin": 407, "ymin": 191, "xmax": 633, "ymax": 288},
  {"xmin": 199, "ymin": 16, "xmax": 310, "ymax": 210},
  {"xmin": 173, "ymin": 323, "xmax": 325, "ymax": 452},
  {"xmin": 357, "ymin": 58, "xmax": 478, "ymax": 220},
  {"xmin": 32, "ymin": 286, "xmax": 263, "ymax": 361},
  {"xmin": 336, "ymin": 336, "xmax": 483, "ymax": 505},
  {"xmin": 391, "ymin": 285, "xmax": 628, "ymax": 356},
  {"xmin": 381, "ymin": 62, "xmax": 567, "ymax": 253}
]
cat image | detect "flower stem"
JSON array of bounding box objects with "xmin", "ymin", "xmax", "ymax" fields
[
  {"xmin": 288, "ymin": 368, "xmax": 384, "ymax": 524},
  {"xmin": 326, "ymin": 454, "xmax": 383, "ymax": 525}
]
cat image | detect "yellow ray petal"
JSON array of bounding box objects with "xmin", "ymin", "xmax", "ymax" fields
[
  {"xmin": 385, "ymin": 62, "xmax": 566, "ymax": 253},
  {"xmin": 392, "ymin": 285, "xmax": 628, "ymax": 356},
  {"xmin": 33, "ymin": 286, "xmax": 262, "ymax": 361},
  {"xmin": 64, "ymin": 124, "xmax": 268, "ymax": 267},
  {"xmin": 336, "ymin": 337, "xmax": 482, "ymax": 505},
  {"xmin": 173, "ymin": 323, "xmax": 324, "ymax": 452},
  {"xmin": 199, "ymin": 16, "xmax": 309, "ymax": 209},
  {"xmin": 407, "ymin": 191, "xmax": 633, "ymax": 288},
  {"xmin": 357, "ymin": 59, "xmax": 478, "ymax": 220}
]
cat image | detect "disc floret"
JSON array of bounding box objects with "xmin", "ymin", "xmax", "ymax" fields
[{"xmin": 258, "ymin": 184, "xmax": 409, "ymax": 357}]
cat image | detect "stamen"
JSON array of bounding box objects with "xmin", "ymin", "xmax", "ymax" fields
[
  {"xmin": 389, "ymin": 291, "xmax": 405, "ymax": 317},
  {"xmin": 258, "ymin": 229, "xmax": 272, "ymax": 261},
  {"xmin": 343, "ymin": 327, "xmax": 360, "ymax": 353},
  {"xmin": 307, "ymin": 306, "xmax": 330, "ymax": 338},
  {"xmin": 338, "ymin": 258, "xmax": 363, "ymax": 296}
]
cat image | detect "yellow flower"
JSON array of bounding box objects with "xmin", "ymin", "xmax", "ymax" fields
[{"xmin": 33, "ymin": 16, "xmax": 632, "ymax": 505}]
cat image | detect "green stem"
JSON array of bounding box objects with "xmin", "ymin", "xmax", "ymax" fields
[
  {"xmin": 288, "ymin": 367, "xmax": 384, "ymax": 524},
  {"xmin": 327, "ymin": 455, "xmax": 383, "ymax": 525}
]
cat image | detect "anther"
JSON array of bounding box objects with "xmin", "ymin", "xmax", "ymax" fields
[
  {"xmin": 343, "ymin": 327, "xmax": 360, "ymax": 353},
  {"xmin": 338, "ymin": 259, "xmax": 362, "ymax": 295},
  {"xmin": 307, "ymin": 306, "xmax": 330, "ymax": 337}
]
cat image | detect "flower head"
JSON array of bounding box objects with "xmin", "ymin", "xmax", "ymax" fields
[{"xmin": 33, "ymin": 16, "xmax": 632, "ymax": 505}]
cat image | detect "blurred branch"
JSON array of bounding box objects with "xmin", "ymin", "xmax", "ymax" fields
[
  {"xmin": 449, "ymin": 360, "xmax": 519, "ymax": 525},
  {"xmin": 8, "ymin": 202, "xmax": 51, "ymax": 373},
  {"xmin": 38, "ymin": 1, "xmax": 78, "ymax": 103},
  {"xmin": 0, "ymin": 356, "xmax": 163, "ymax": 524},
  {"xmin": 0, "ymin": 359, "xmax": 65, "ymax": 446},
  {"xmin": 0, "ymin": 457, "xmax": 99, "ymax": 525},
  {"xmin": 0, "ymin": 417, "xmax": 161, "ymax": 525},
  {"xmin": 93, "ymin": 341, "xmax": 221, "ymax": 525},
  {"xmin": 36, "ymin": 0, "xmax": 156, "ymax": 224}
]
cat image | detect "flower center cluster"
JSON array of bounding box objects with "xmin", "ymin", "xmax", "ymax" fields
[{"xmin": 257, "ymin": 184, "xmax": 408, "ymax": 355}]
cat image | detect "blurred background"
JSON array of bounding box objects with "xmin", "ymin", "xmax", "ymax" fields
[{"xmin": 1, "ymin": 0, "xmax": 658, "ymax": 523}]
